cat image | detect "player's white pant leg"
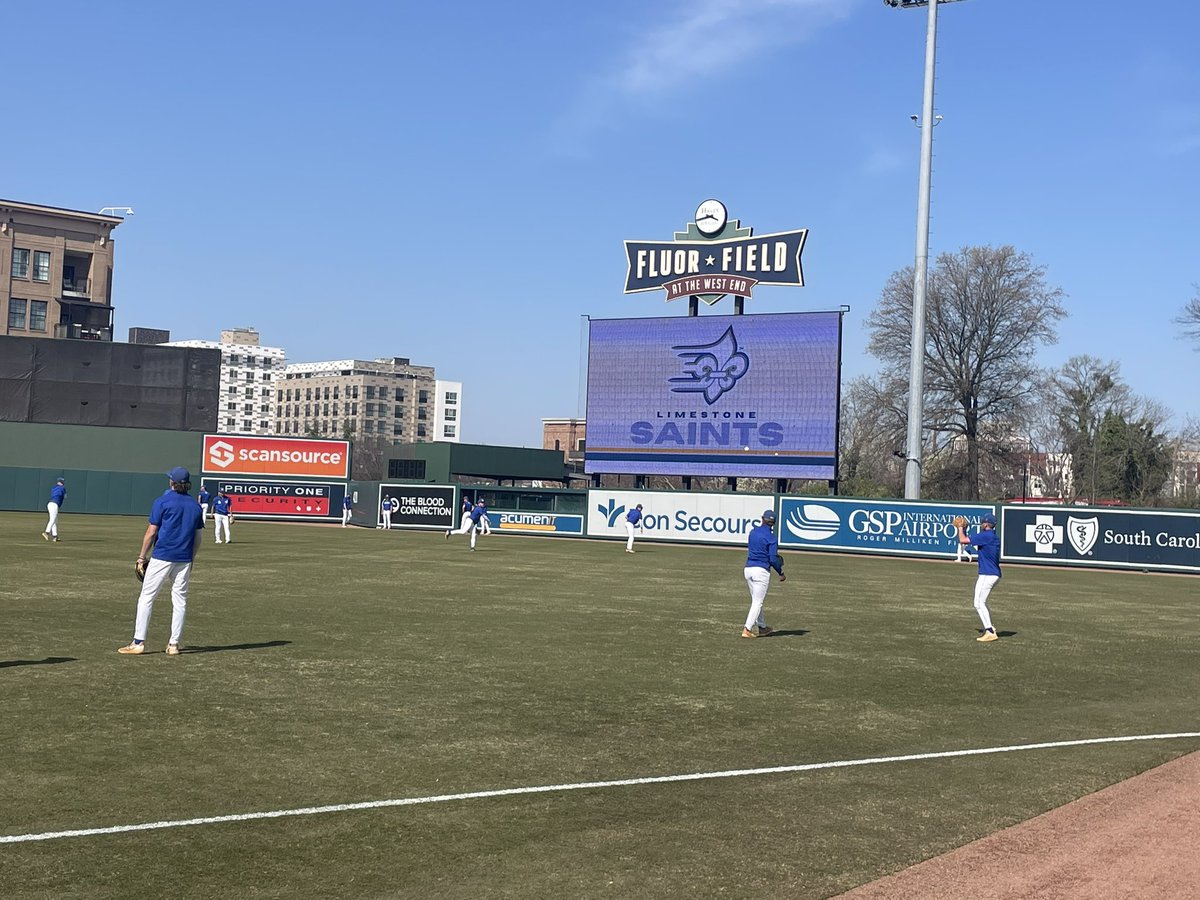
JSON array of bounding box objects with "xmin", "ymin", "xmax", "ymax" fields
[
  {"xmin": 451, "ymin": 517, "xmax": 473, "ymax": 535},
  {"xmin": 167, "ymin": 562, "xmax": 191, "ymax": 645},
  {"xmin": 342, "ymin": 509, "xmax": 351, "ymax": 526},
  {"xmin": 468, "ymin": 520, "xmax": 478, "ymax": 549},
  {"xmin": 215, "ymin": 514, "xmax": 231, "ymax": 543},
  {"xmin": 625, "ymin": 522, "xmax": 636, "ymax": 550},
  {"xmin": 200, "ymin": 503, "xmax": 210, "ymax": 521},
  {"xmin": 973, "ymin": 574, "xmax": 999, "ymax": 631},
  {"xmin": 46, "ymin": 501, "xmax": 59, "ymax": 537},
  {"xmin": 480, "ymin": 515, "xmax": 491, "ymax": 535},
  {"xmin": 743, "ymin": 566, "xmax": 770, "ymax": 631},
  {"xmin": 133, "ymin": 558, "xmax": 173, "ymax": 641}
]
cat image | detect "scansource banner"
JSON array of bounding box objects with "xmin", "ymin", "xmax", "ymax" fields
[
  {"xmin": 777, "ymin": 497, "xmax": 995, "ymax": 557},
  {"xmin": 202, "ymin": 435, "xmax": 350, "ymax": 479},
  {"xmin": 584, "ymin": 312, "xmax": 840, "ymax": 480},
  {"xmin": 200, "ymin": 478, "xmax": 344, "ymax": 520},
  {"xmin": 1000, "ymin": 505, "xmax": 1200, "ymax": 573},
  {"xmin": 379, "ymin": 484, "xmax": 456, "ymax": 529},
  {"xmin": 587, "ymin": 489, "xmax": 775, "ymax": 545},
  {"xmin": 490, "ymin": 510, "xmax": 584, "ymax": 535}
]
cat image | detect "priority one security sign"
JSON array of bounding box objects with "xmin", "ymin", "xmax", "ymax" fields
[
  {"xmin": 201, "ymin": 478, "xmax": 345, "ymax": 520},
  {"xmin": 587, "ymin": 489, "xmax": 774, "ymax": 546},
  {"xmin": 1000, "ymin": 505, "xmax": 1200, "ymax": 574}
]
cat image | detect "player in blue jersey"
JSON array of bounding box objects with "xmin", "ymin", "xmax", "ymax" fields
[
  {"xmin": 957, "ymin": 512, "xmax": 1002, "ymax": 642},
  {"xmin": 197, "ymin": 486, "xmax": 212, "ymax": 521},
  {"xmin": 118, "ymin": 467, "xmax": 205, "ymax": 656},
  {"xmin": 741, "ymin": 509, "xmax": 786, "ymax": 638},
  {"xmin": 447, "ymin": 499, "xmax": 486, "ymax": 550},
  {"xmin": 342, "ymin": 494, "xmax": 353, "ymax": 527},
  {"xmin": 212, "ymin": 490, "xmax": 234, "ymax": 543},
  {"xmin": 42, "ymin": 477, "xmax": 66, "ymax": 541},
  {"xmin": 624, "ymin": 504, "xmax": 643, "ymax": 553}
]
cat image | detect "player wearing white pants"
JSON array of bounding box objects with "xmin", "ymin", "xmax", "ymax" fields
[
  {"xmin": 957, "ymin": 513, "xmax": 1002, "ymax": 642},
  {"xmin": 741, "ymin": 509, "xmax": 785, "ymax": 638},
  {"xmin": 212, "ymin": 491, "xmax": 233, "ymax": 543},
  {"xmin": 624, "ymin": 504, "xmax": 643, "ymax": 552},
  {"xmin": 447, "ymin": 502, "xmax": 485, "ymax": 550},
  {"xmin": 119, "ymin": 466, "xmax": 204, "ymax": 656},
  {"xmin": 381, "ymin": 496, "xmax": 393, "ymax": 529},
  {"xmin": 342, "ymin": 495, "xmax": 353, "ymax": 527},
  {"xmin": 43, "ymin": 477, "xmax": 66, "ymax": 541}
]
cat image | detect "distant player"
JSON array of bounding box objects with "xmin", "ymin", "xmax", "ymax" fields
[
  {"xmin": 342, "ymin": 494, "xmax": 353, "ymax": 527},
  {"xmin": 457, "ymin": 495, "xmax": 473, "ymax": 531},
  {"xmin": 42, "ymin": 477, "xmax": 66, "ymax": 542},
  {"xmin": 118, "ymin": 467, "xmax": 204, "ymax": 656},
  {"xmin": 957, "ymin": 512, "xmax": 1001, "ymax": 642},
  {"xmin": 624, "ymin": 504, "xmax": 643, "ymax": 553},
  {"xmin": 446, "ymin": 500, "xmax": 486, "ymax": 550},
  {"xmin": 212, "ymin": 490, "xmax": 234, "ymax": 544},
  {"xmin": 381, "ymin": 495, "xmax": 394, "ymax": 529},
  {"xmin": 477, "ymin": 498, "xmax": 491, "ymax": 536},
  {"xmin": 197, "ymin": 485, "xmax": 212, "ymax": 521},
  {"xmin": 741, "ymin": 509, "xmax": 785, "ymax": 638}
]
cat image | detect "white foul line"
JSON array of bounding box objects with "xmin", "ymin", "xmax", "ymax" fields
[{"xmin": 4, "ymin": 731, "xmax": 1198, "ymax": 845}]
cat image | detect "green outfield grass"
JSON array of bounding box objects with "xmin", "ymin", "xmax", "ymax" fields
[{"xmin": 2, "ymin": 511, "xmax": 1197, "ymax": 899}]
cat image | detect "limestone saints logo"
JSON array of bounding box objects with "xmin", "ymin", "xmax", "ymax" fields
[
  {"xmin": 668, "ymin": 326, "xmax": 750, "ymax": 404},
  {"xmin": 1067, "ymin": 516, "xmax": 1100, "ymax": 555}
]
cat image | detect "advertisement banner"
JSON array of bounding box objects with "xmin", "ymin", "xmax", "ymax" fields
[
  {"xmin": 379, "ymin": 484, "xmax": 456, "ymax": 529},
  {"xmin": 583, "ymin": 312, "xmax": 840, "ymax": 480},
  {"xmin": 202, "ymin": 435, "xmax": 350, "ymax": 479},
  {"xmin": 587, "ymin": 489, "xmax": 775, "ymax": 545},
  {"xmin": 1000, "ymin": 505, "xmax": 1200, "ymax": 573},
  {"xmin": 490, "ymin": 511, "xmax": 584, "ymax": 535},
  {"xmin": 201, "ymin": 478, "xmax": 344, "ymax": 520},
  {"xmin": 777, "ymin": 497, "xmax": 995, "ymax": 557}
]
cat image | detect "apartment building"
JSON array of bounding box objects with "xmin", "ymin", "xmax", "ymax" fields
[
  {"xmin": 277, "ymin": 357, "xmax": 461, "ymax": 444},
  {"xmin": 543, "ymin": 418, "xmax": 586, "ymax": 462},
  {"xmin": 163, "ymin": 328, "xmax": 285, "ymax": 435},
  {"xmin": 2, "ymin": 199, "xmax": 124, "ymax": 341}
]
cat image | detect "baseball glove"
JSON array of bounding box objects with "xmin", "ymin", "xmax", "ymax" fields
[
  {"xmin": 952, "ymin": 515, "xmax": 968, "ymax": 529},
  {"xmin": 135, "ymin": 558, "xmax": 147, "ymax": 582}
]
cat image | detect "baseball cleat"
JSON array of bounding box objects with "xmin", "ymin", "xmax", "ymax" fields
[
  {"xmin": 445, "ymin": 530, "xmax": 450, "ymax": 540},
  {"xmin": 757, "ymin": 625, "xmax": 775, "ymax": 636},
  {"xmin": 42, "ymin": 532, "xmax": 50, "ymax": 541},
  {"xmin": 625, "ymin": 549, "xmax": 635, "ymax": 553},
  {"xmin": 976, "ymin": 630, "xmax": 998, "ymax": 642},
  {"xmin": 117, "ymin": 642, "xmax": 145, "ymax": 655},
  {"xmin": 740, "ymin": 628, "xmax": 756, "ymax": 639},
  {"xmin": 166, "ymin": 643, "xmax": 181, "ymax": 656}
]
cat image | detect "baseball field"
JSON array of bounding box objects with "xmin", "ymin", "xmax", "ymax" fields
[{"xmin": 2, "ymin": 511, "xmax": 1197, "ymax": 898}]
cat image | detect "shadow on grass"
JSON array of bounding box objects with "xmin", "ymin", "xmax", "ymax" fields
[
  {"xmin": 762, "ymin": 629, "xmax": 809, "ymax": 638},
  {"xmin": 182, "ymin": 640, "xmax": 292, "ymax": 655},
  {"xmin": 0, "ymin": 656, "xmax": 77, "ymax": 668}
]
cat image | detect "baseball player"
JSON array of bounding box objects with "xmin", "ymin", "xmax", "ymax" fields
[
  {"xmin": 42, "ymin": 477, "xmax": 66, "ymax": 541},
  {"xmin": 956, "ymin": 512, "xmax": 1001, "ymax": 642},
  {"xmin": 118, "ymin": 466, "xmax": 205, "ymax": 656},
  {"xmin": 212, "ymin": 490, "xmax": 234, "ymax": 544},
  {"xmin": 624, "ymin": 503, "xmax": 643, "ymax": 553},
  {"xmin": 198, "ymin": 485, "xmax": 212, "ymax": 521},
  {"xmin": 381, "ymin": 495, "xmax": 393, "ymax": 529},
  {"xmin": 741, "ymin": 509, "xmax": 786, "ymax": 638},
  {"xmin": 457, "ymin": 495, "xmax": 473, "ymax": 531},
  {"xmin": 446, "ymin": 500, "xmax": 486, "ymax": 550},
  {"xmin": 342, "ymin": 494, "xmax": 353, "ymax": 527},
  {"xmin": 477, "ymin": 498, "xmax": 491, "ymax": 536}
]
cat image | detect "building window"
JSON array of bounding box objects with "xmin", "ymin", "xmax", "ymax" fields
[
  {"xmin": 555, "ymin": 439, "xmax": 561, "ymax": 451},
  {"xmin": 365, "ymin": 402, "xmax": 375, "ymax": 417},
  {"xmin": 29, "ymin": 300, "xmax": 47, "ymax": 331},
  {"xmin": 365, "ymin": 385, "xmax": 375, "ymax": 400},
  {"xmin": 333, "ymin": 387, "xmax": 339, "ymax": 400},
  {"xmin": 445, "ymin": 392, "xmax": 458, "ymax": 404},
  {"xmin": 417, "ymin": 424, "xmax": 427, "ymax": 438},
  {"xmin": 365, "ymin": 421, "xmax": 374, "ymax": 433},
  {"xmin": 306, "ymin": 388, "xmax": 312, "ymax": 400},
  {"xmin": 445, "ymin": 409, "xmax": 457, "ymax": 421},
  {"xmin": 393, "ymin": 423, "xmax": 404, "ymax": 436},
  {"xmin": 419, "ymin": 390, "xmax": 429, "ymax": 404},
  {"xmin": 351, "ymin": 402, "xmax": 358, "ymax": 415},
  {"xmin": 378, "ymin": 403, "xmax": 388, "ymax": 417},
  {"xmin": 351, "ymin": 386, "xmax": 359, "ymax": 399},
  {"xmin": 8, "ymin": 299, "xmax": 27, "ymax": 329},
  {"xmin": 394, "ymin": 388, "xmax": 405, "ymax": 401},
  {"xmin": 32, "ymin": 251, "xmax": 50, "ymax": 281},
  {"xmin": 443, "ymin": 425, "xmax": 456, "ymax": 438},
  {"xmin": 11, "ymin": 249, "xmax": 30, "ymax": 278},
  {"xmin": 226, "ymin": 417, "xmax": 235, "ymax": 427},
  {"xmin": 417, "ymin": 408, "xmax": 428, "ymax": 421}
]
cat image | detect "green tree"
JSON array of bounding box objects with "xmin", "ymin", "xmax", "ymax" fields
[{"xmin": 1094, "ymin": 412, "xmax": 1173, "ymax": 505}]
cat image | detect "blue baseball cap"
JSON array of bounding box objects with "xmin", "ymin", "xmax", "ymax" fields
[
  {"xmin": 167, "ymin": 466, "xmax": 191, "ymax": 482},
  {"xmin": 981, "ymin": 513, "xmax": 997, "ymax": 526},
  {"xmin": 761, "ymin": 509, "xmax": 777, "ymax": 522},
  {"xmin": 56, "ymin": 477, "xmax": 65, "ymax": 484}
]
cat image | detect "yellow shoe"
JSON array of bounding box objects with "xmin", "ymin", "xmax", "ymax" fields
[
  {"xmin": 976, "ymin": 630, "xmax": 998, "ymax": 643},
  {"xmin": 740, "ymin": 628, "xmax": 756, "ymax": 639},
  {"xmin": 118, "ymin": 642, "xmax": 145, "ymax": 655}
]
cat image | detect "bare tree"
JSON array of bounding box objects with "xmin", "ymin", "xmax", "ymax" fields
[
  {"xmin": 1176, "ymin": 285, "xmax": 1200, "ymax": 346},
  {"xmin": 867, "ymin": 246, "xmax": 1068, "ymax": 499},
  {"xmin": 838, "ymin": 375, "xmax": 906, "ymax": 497}
]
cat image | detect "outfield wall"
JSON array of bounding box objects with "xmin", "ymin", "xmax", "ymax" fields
[{"xmin": 0, "ymin": 421, "xmax": 202, "ymax": 516}]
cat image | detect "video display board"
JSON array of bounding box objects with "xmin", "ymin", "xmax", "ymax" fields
[{"xmin": 584, "ymin": 312, "xmax": 840, "ymax": 479}]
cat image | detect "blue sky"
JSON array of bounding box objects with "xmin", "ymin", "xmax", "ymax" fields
[{"xmin": 8, "ymin": 0, "xmax": 1199, "ymax": 447}]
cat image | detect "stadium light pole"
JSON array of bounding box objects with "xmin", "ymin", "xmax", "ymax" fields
[{"xmin": 886, "ymin": 0, "xmax": 965, "ymax": 499}]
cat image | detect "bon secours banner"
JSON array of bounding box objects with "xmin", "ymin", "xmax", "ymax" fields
[
  {"xmin": 587, "ymin": 489, "xmax": 775, "ymax": 545},
  {"xmin": 777, "ymin": 497, "xmax": 995, "ymax": 557},
  {"xmin": 1000, "ymin": 505, "xmax": 1200, "ymax": 574}
]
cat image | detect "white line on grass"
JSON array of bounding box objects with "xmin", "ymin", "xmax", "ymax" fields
[{"xmin": 4, "ymin": 731, "xmax": 1198, "ymax": 845}]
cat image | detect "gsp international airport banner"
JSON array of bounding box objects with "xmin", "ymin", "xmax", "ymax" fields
[
  {"xmin": 587, "ymin": 489, "xmax": 774, "ymax": 545},
  {"xmin": 1000, "ymin": 505, "xmax": 1200, "ymax": 574},
  {"xmin": 777, "ymin": 497, "xmax": 995, "ymax": 558}
]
